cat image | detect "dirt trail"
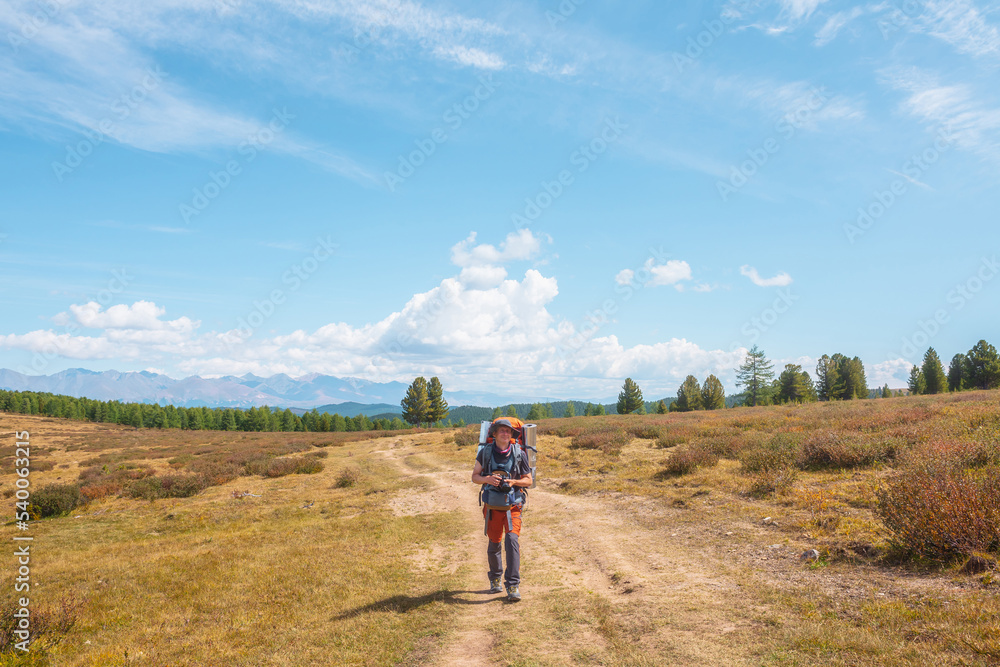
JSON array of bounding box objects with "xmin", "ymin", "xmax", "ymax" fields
[{"xmin": 374, "ymin": 438, "xmax": 763, "ymax": 666}]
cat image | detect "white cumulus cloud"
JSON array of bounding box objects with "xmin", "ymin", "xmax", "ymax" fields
[
  {"xmin": 615, "ymin": 259, "xmax": 694, "ymax": 291},
  {"xmin": 450, "ymin": 229, "xmax": 544, "ymax": 267},
  {"xmin": 740, "ymin": 265, "xmax": 793, "ymax": 287}
]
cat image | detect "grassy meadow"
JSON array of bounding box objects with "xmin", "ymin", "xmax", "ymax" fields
[{"xmin": 1, "ymin": 390, "xmax": 999, "ymax": 665}]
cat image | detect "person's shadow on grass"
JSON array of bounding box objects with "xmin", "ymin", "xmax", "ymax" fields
[{"xmin": 333, "ymin": 588, "xmax": 510, "ymax": 619}]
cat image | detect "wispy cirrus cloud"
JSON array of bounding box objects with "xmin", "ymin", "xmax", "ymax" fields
[
  {"xmin": 0, "ymin": 0, "xmax": 514, "ymax": 183},
  {"xmin": 917, "ymin": 0, "xmax": 1000, "ymax": 58},
  {"xmin": 881, "ymin": 66, "xmax": 1000, "ymax": 160},
  {"xmin": 814, "ymin": 6, "xmax": 864, "ymax": 46}
]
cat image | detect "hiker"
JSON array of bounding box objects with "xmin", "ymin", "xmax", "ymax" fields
[{"xmin": 471, "ymin": 418, "xmax": 532, "ymax": 602}]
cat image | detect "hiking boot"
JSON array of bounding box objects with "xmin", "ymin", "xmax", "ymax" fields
[
  {"xmin": 489, "ymin": 578, "xmax": 503, "ymax": 594},
  {"xmin": 506, "ymin": 584, "xmax": 521, "ymax": 602}
]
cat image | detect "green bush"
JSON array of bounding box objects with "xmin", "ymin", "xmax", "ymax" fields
[
  {"xmin": 125, "ymin": 477, "xmax": 164, "ymax": 500},
  {"xmin": 293, "ymin": 458, "xmax": 324, "ymax": 475},
  {"xmin": 29, "ymin": 483, "xmax": 85, "ymax": 518}
]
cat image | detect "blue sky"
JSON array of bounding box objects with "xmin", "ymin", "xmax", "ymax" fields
[{"xmin": 1, "ymin": 0, "xmax": 998, "ymax": 400}]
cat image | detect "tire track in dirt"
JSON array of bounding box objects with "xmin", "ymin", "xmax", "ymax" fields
[{"xmin": 374, "ymin": 438, "xmax": 761, "ymax": 666}]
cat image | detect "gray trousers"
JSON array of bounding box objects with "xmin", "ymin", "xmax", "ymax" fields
[{"xmin": 487, "ymin": 533, "xmax": 520, "ymax": 586}]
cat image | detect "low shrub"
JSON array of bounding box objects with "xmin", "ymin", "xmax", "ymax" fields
[
  {"xmin": 80, "ymin": 482, "xmax": 122, "ymax": 501},
  {"xmin": 876, "ymin": 461, "xmax": 1000, "ymax": 558},
  {"xmin": 187, "ymin": 459, "xmax": 242, "ymax": 485},
  {"xmin": 336, "ymin": 466, "xmax": 361, "ymax": 488},
  {"xmin": 29, "ymin": 483, "xmax": 85, "ymax": 518},
  {"xmin": 656, "ymin": 435, "xmax": 687, "ymax": 449},
  {"xmin": 570, "ymin": 426, "xmax": 631, "ymax": 455},
  {"xmin": 125, "ymin": 477, "xmax": 164, "ymax": 501},
  {"xmin": 655, "ymin": 435, "xmax": 686, "ymax": 448},
  {"xmin": 124, "ymin": 474, "xmax": 208, "ymax": 500},
  {"xmin": 261, "ymin": 457, "xmax": 322, "ymax": 477},
  {"xmin": 540, "ymin": 424, "xmax": 585, "ymax": 438},
  {"xmin": 739, "ymin": 432, "xmax": 803, "ymax": 473},
  {"xmin": 628, "ymin": 424, "xmax": 665, "ymax": 440},
  {"xmin": 0, "ymin": 594, "xmax": 80, "ymax": 655},
  {"xmin": 454, "ymin": 427, "xmax": 480, "ymax": 448},
  {"xmin": 79, "ymin": 463, "xmax": 155, "ymax": 485},
  {"xmin": 243, "ymin": 456, "xmax": 272, "ymax": 477},
  {"xmin": 159, "ymin": 474, "xmax": 209, "ymax": 497},
  {"xmin": 799, "ymin": 432, "xmax": 900, "ymax": 469},
  {"xmin": 659, "ymin": 445, "xmax": 719, "ymax": 477},
  {"xmin": 696, "ymin": 437, "xmax": 741, "ymax": 458},
  {"xmin": 264, "ymin": 458, "xmax": 299, "ymax": 478},
  {"xmin": 747, "ymin": 468, "xmax": 798, "ymax": 498},
  {"xmin": 293, "ymin": 458, "xmax": 324, "ymax": 475}
]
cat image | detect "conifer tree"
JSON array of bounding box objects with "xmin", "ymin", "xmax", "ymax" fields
[
  {"xmin": 735, "ymin": 345, "xmax": 775, "ymax": 406},
  {"xmin": 835, "ymin": 356, "xmax": 868, "ymax": 400},
  {"xmin": 583, "ymin": 402, "xmax": 594, "ymax": 416},
  {"xmin": 491, "ymin": 406, "xmax": 502, "ymax": 419},
  {"xmin": 948, "ymin": 353, "xmax": 966, "ymax": 392},
  {"xmin": 964, "ymin": 340, "xmax": 1000, "ymax": 390},
  {"xmin": 318, "ymin": 414, "xmax": 331, "ymax": 432},
  {"xmin": 655, "ymin": 400, "xmax": 668, "ymax": 414},
  {"xmin": 564, "ymin": 402, "xmax": 576, "ymax": 417},
  {"xmin": 505, "ymin": 405, "xmax": 519, "ymax": 418},
  {"xmin": 701, "ymin": 374, "xmax": 725, "ymax": 410},
  {"xmin": 815, "ymin": 354, "xmax": 839, "ymax": 401},
  {"xmin": 673, "ymin": 375, "xmax": 702, "ymax": 412},
  {"xmin": 907, "ymin": 365, "xmax": 925, "ymax": 395},
  {"xmin": 427, "ymin": 376, "xmax": 449, "ymax": 423},
  {"xmin": 401, "ymin": 377, "xmax": 431, "ymax": 426},
  {"xmin": 921, "ymin": 347, "xmax": 947, "ymax": 394},
  {"xmin": 616, "ymin": 378, "xmax": 644, "ymax": 414},
  {"xmin": 527, "ymin": 403, "xmax": 546, "ymax": 421},
  {"xmin": 593, "ymin": 403, "xmax": 606, "ymax": 416},
  {"xmin": 881, "ymin": 383, "xmax": 891, "ymax": 398},
  {"xmin": 776, "ymin": 364, "xmax": 817, "ymax": 403}
]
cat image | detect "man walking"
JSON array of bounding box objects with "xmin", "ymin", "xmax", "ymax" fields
[{"xmin": 471, "ymin": 418, "xmax": 532, "ymax": 601}]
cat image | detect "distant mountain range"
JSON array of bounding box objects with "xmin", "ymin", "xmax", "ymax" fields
[{"xmin": 0, "ymin": 368, "xmax": 542, "ymax": 414}]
